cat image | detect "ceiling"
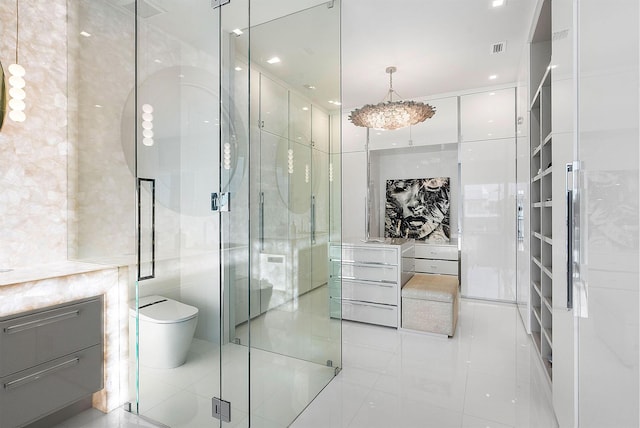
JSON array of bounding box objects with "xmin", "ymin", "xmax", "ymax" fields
[
  {"xmin": 235, "ymin": 0, "xmax": 537, "ymax": 111},
  {"xmin": 118, "ymin": 0, "xmax": 537, "ymax": 111},
  {"xmin": 341, "ymin": 0, "xmax": 537, "ymax": 109}
]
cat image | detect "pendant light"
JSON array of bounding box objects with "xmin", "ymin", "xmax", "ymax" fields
[
  {"xmin": 349, "ymin": 66, "xmax": 435, "ymax": 130},
  {"xmin": 8, "ymin": 0, "xmax": 26, "ymax": 123}
]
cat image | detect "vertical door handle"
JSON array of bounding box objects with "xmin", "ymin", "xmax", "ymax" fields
[
  {"xmin": 137, "ymin": 178, "xmax": 155, "ymax": 280},
  {"xmin": 311, "ymin": 195, "xmax": 316, "ymax": 244},
  {"xmin": 566, "ymin": 163, "xmax": 573, "ymax": 309},
  {"xmin": 260, "ymin": 192, "xmax": 265, "ymax": 251}
]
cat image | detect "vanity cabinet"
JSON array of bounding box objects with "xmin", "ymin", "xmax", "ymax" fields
[
  {"xmin": 0, "ymin": 297, "xmax": 103, "ymax": 428},
  {"xmin": 329, "ymin": 239, "xmax": 414, "ymax": 328},
  {"xmin": 414, "ymin": 243, "xmax": 459, "ymax": 277}
]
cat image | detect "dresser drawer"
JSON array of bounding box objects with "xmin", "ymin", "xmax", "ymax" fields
[
  {"xmin": 415, "ymin": 258, "xmax": 458, "ymax": 275},
  {"xmin": 336, "ymin": 263, "xmax": 398, "ymax": 283},
  {"xmin": 415, "ymin": 244, "xmax": 458, "ymax": 261},
  {"xmin": 336, "ymin": 245, "xmax": 398, "ymax": 265},
  {"xmin": 342, "ymin": 300, "xmax": 398, "ymax": 328},
  {"xmin": 342, "ymin": 279, "xmax": 397, "ymax": 306},
  {"xmin": 0, "ymin": 344, "xmax": 103, "ymax": 428},
  {"xmin": 0, "ymin": 297, "xmax": 103, "ymax": 377}
]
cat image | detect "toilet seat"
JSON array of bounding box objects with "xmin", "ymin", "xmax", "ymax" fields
[{"xmin": 132, "ymin": 295, "xmax": 198, "ymax": 324}]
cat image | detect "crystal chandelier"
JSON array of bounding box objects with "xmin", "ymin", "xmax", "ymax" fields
[{"xmin": 349, "ymin": 66, "xmax": 435, "ymax": 130}]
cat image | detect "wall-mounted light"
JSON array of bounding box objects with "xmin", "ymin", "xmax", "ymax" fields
[
  {"xmin": 8, "ymin": 0, "xmax": 26, "ymax": 123},
  {"xmin": 287, "ymin": 149, "xmax": 294, "ymax": 174},
  {"xmin": 305, "ymin": 164, "xmax": 310, "ymax": 183},
  {"xmin": 329, "ymin": 162, "xmax": 334, "ymax": 182},
  {"xmin": 141, "ymin": 104, "xmax": 154, "ymax": 146},
  {"xmin": 223, "ymin": 142, "xmax": 231, "ymax": 170}
]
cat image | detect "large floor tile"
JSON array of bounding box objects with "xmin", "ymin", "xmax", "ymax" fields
[{"xmin": 348, "ymin": 389, "xmax": 463, "ymax": 428}]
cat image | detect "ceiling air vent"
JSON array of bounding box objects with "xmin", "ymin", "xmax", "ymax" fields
[{"xmin": 490, "ymin": 41, "xmax": 506, "ymax": 55}]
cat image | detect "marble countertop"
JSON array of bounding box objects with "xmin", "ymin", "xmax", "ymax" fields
[{"xmin": 0, "ymin": 261, "xmax": 117, "ymax": 287}]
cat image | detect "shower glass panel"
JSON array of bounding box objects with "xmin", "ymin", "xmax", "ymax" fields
[
  {"xmin": 132, "ymin": 1, "xmax": 229, "ymax": 426},
  {"xmin": 68, "ymin": 0, "xmax": 340, "ymax": 426},
  {"xmin": 239, "ymin": 1, "xmax": 342, "ymax": 425}
]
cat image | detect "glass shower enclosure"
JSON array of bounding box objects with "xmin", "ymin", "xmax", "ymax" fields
[{"xmin": 67, "ymin": 0, "xmax": 341, "ymax": 426}]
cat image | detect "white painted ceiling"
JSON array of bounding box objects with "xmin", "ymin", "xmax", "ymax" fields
[
  {"xmin": 341, "ymin": 0, "xmax": 537, "ymax": 109},
  {"xmin": 126, "ymin": 0, "xmax": 537, "ymax": 111},
  {"xmin": 236, "ymin": 0, "xmax": 537, "ymax": 111}
]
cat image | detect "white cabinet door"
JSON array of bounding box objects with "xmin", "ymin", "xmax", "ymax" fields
[
  {"xmin": 311, "ymin": 106, "xmax": 330, "ymax": 152},
  {"xmin": 460, "ymin": 138, "xmax": 517, "ymax": 301},
  {"xmin": 289, "ymin": 92, "xmax": 311, "ymax": 145},
  {"xmin": 408, "ymin": 96, "xmax": 459, "ymax": 147},
  {"xmin": 341, "ymin": 151, "xmax": 367, "ymax": 240},
  {"xmin": 260, "ymin": 74, "xmax": 288, "ymax": 138},
  {"xmin": 460, "ymin": 88, "xmax": 515, "ymax": 142}
]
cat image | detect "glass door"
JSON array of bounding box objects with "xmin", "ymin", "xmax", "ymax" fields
[{"xmin": 132, "ymin": 1, "xmax": 244, "ymax": 426}]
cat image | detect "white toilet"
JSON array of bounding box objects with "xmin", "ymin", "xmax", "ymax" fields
[{"xmin": 130, "ymin": 295, "xmax": 199, "ymax": 369}]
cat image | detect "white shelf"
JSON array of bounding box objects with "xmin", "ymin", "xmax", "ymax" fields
[{"xmin": 529, "ymin": 0, "xmax": 553, "ymax": 387}]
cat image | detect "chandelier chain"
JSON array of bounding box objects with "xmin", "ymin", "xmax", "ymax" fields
[{"xmin": 15, "ymin": 0, "xmax": 19, "ymax": 64}]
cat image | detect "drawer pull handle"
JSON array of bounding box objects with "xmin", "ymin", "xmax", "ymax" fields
[
  {"xmin": 340, "ymin": 276, "xmax": 395, "ymax": 285},
  {"xmin": 343, "ymin": 280, "xmax": 394, "ymax": 288},
  {"xmin": 4, "ymin": 358, "xmax": 80, "ymax": 390},
  {"xmin": 4, "ymin": 310, "xmax": 80, "ymax": 334},
  {"xmin": 344, "ymin": 300, "xmax": 395, "ymax": 310},
  {"xmin": 340, "ymin": 260, "xmax": 396, "ymax": 267}
]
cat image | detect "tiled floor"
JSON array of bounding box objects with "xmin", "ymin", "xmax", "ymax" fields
[
  {"xmin": 54, "ymin": 298, "xmax": 558, "ymax": 428},
  {"xmin": 291, "ymin": 300, "xmax": 558, "ymax": 428}
]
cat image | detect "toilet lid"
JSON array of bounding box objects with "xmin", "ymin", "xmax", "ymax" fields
[{"xmin": 132, "ymin": 295, "xmax": 198, "ymax": 324}]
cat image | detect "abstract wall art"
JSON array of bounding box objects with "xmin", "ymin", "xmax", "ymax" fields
[{"xmin": 385, "ymin": 177, "xmax": 451, "ymax": 242}]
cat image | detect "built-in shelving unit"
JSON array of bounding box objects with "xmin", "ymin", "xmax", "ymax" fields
[{"xmin": 529, "ymin": 0, "xmax": 553, "ymax": 383}]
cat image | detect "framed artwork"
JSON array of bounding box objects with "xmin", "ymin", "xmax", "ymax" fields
[{"xmin": 385, "ymin": 177, "xmax": 450, "ymax": 242}]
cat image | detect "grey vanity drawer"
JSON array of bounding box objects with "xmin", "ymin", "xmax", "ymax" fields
[
  {"xmin": 0, "ymin": 344, "xmax": 103, "ymax": 428},
  {"xmin": 342, "ymin": 279, "xmax": 397, "ymax": 306},
  {"xmin": 342, "ymin": 300, "xmax": 398, "ymax": 328},
  {"xmin": 414, "ymin": 244, "xmax": 458, "ymax": 261},
  {"xmin": 415, "ymin": 258, "xmax": 458, "ymax": 275},
  {"xmin": 0, "ymin": 297, "xmax": 103, "ymax": 377}
]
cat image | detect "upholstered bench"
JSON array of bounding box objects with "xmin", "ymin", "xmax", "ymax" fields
[{"xmin": 401, "ymin": 273, "xmax": 459, "ymax": 337}]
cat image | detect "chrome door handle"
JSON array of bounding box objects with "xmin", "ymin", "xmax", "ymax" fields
[{"xmin": 566, "ymin": 163, "xmax": 573, "ymax": 310}]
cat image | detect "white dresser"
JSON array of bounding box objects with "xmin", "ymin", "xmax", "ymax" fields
[
  {"xmin": 329, "ymin": 239, "xmax": 414, "ymax": 328},
  {"xmin": 414, "ymin": 243, "xmax": 459, "ymax": 277}
]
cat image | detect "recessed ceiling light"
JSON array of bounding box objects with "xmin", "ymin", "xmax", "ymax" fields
[
  {"xmin": 489, "ymin": 92, "xmax": 496, "ymax": 96},
  {"xmin": 329, "ymin": 100, "xmax": 341, "ymax": 105},
  {"xmin": 154, "ymin": 59, "xmax": 162, "ymax": 64},
  {"xmin": 94, "ymin": 104, "xmax": 102, "ymax": 108},
  {"xmin": 302, "ymin": 107, "xmax": 309, "ymax": 111},
  {"xmin": 232, "ymin": 28, "xmax": 243, "ymax": 36},
  {"xmin": 235, "ymin": 66, "xmax": 242, "ymax": 71},
  {"xmin": 80, "ymin": 31, "xmax": 91, "ymax": 37},
  {"xmin": 489, "ymin": 74, "xmax": 498, "ymax": 80},
  {"xmin": 492, "ymin": 0, "xmax": 505, "ymax": 7},
  {"xmin": 303, "ymin": 84, "xmax": 316, "ymax": 90},
  {"xmin": 266, "ymin": 57, "xmax": 281, "ymax": 64}
]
